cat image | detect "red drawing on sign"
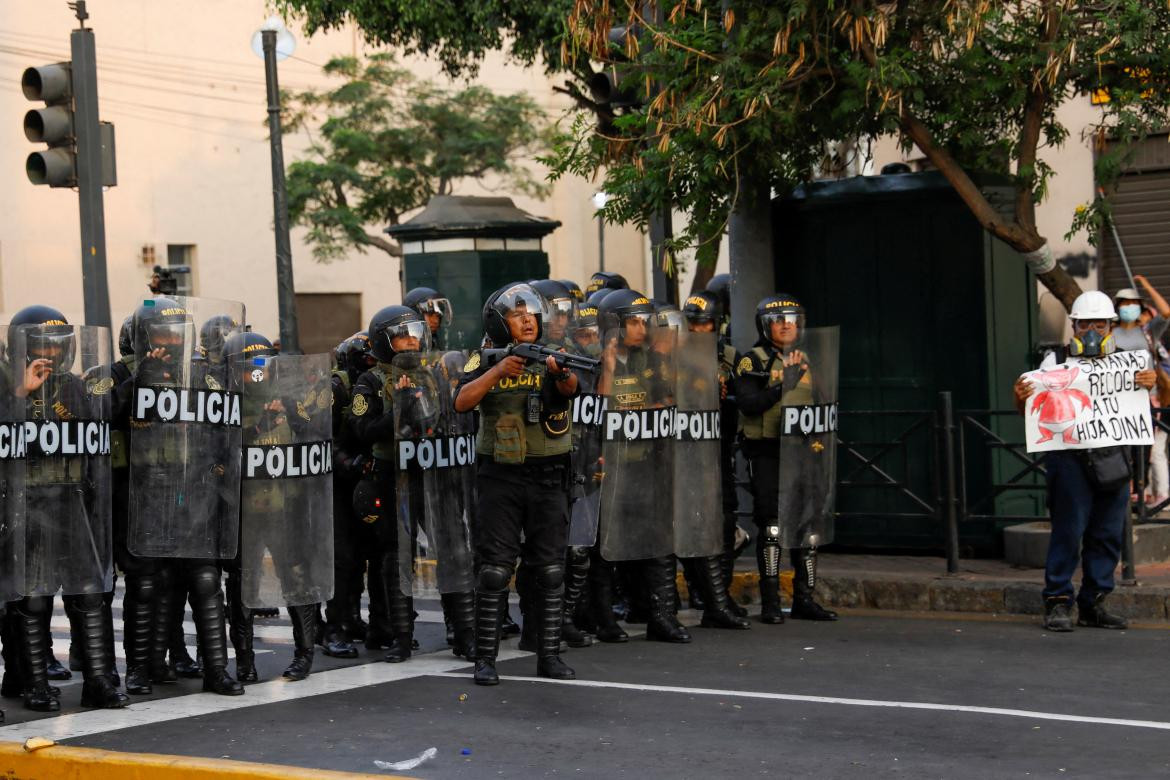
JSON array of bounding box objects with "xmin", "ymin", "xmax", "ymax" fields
[{"xmin": 1030, "ymin": 366, "xmax": 1091, "ymax": 444}]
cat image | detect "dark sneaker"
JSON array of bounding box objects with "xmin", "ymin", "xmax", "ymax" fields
[
  {"xmin": 1043, "ymin": 599, "xmax": 1074, "ymax": 632},
  {"xmin": 1077, "ymin": 597, "xmax": 1128, "ymax": 630}
]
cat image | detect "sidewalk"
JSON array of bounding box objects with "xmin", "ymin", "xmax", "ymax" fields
[{"xmin": 720, "ymin": 554, "xmax": 1170, "ymax": 622}]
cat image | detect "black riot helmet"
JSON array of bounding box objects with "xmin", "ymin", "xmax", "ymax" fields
[
  {"xmin": 8, "ymin": 304, "xmax": 74, "ymax": 372},
  {"xmin": 117, "ymin": 315, "xmax": 135, "ymax": 358},
  {"xmin": 682, "ymin": 291, "xmax": 721, "ymax": 325},
  {"xmin": 483, "ymin": 282, "xmax": 550, "ymax": 346},
  {"xmin": 651, "ymin": 300, "xmax": 685, "ymax": 331},
  {"xmin": 755, "ymin": 294, "xmax": 805, "ymax": 346},
  {"xmin": 586, "ymin": 271, "xmax": 629, "ymax": 295},
  {"xmin": 597, "ymin": 288, "xmax": 655, "ymax": 336},
  {"xmin": 560, "ymin": 279, "xmax": 585, "ymax": 303},
  {"xmin": 368, "ymin": 305, "xmax": 429, "ymax": 363},
  {"xmin": 586, "ymin": 287, "xmax": 616, "ymax": 307},
  {"xmin": 199, "ymin": 314, "xmax": 241, "ymax": 365},
  {"xmin": 706, "ymin": 274, "xmax": 731, "ymax": 314},
  {"xmin": 133, "ymin": 296, "xmax": 194, "ymax": 363},
  {"xmin": 531, "ymin": 279, "xmax": 578, "ymax": 322},
  {"xmin": 224, "ymin": 331, "xmax": 277, "ymax": 363},
  {"xmin": 403, "ymin": 287, "xmax": 453, "ymax": 334},
  {"xmin": 339, "ymin": 331, "xmax": 376, "ymax": 379}
]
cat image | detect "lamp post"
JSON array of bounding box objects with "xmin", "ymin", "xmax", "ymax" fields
[
  {"xmin": 251, "ymin": 16, "xmax": 301, "ymax": 353},
  {"xmin": 592, "ymin": 191, "xmax": 608, "ymax": 273}
]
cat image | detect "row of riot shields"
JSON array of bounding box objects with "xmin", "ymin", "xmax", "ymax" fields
[{"xmin": 572, "ymin": 325, "xmax": 839, "ymax": 561}]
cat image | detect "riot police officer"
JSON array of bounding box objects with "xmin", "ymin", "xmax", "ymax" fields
[
  {"xmin": 683, "ymin": 291, "xmax": 749, "ymax": 617},
  {"xmin": 737, "ymin": 295, "xmax": 838, "ymax": 623},
  {"xmin": 595, "ymin": 290, "xmax": 690, "ymax": 644},
  {"xmin": 454, "ymin": 283, "xmax": 579, "ymax": 685},
  {"xmin": 560, "ymin": 279, "xmax": 586, "ymax": 305},
  {"xmin": 532, "ymin": 279, "xmax": 578, "ymax": 352},
  {"xmin": 348, "ymin": 306, "xmax": 435, "ymax": 663},
  {"xmin": 706, "ymin": 273, "xmax": 732, "ymax": 341},
  {"xmin": 4, "ymin": 306, "xmax": 128, "ymax": 710},
  {"xmin": 403, "ymin": 287, "xmax": 454, "ymax": 350}
]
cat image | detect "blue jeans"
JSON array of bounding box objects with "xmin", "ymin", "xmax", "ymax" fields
[{"xmin": 1042, "ymin": 451, "xmax": 1128, "ymax": 606}]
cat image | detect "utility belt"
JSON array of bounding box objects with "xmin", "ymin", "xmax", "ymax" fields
[{"xmin": 479, "ymin": 453, "xmax": 571, "ymax": 489}]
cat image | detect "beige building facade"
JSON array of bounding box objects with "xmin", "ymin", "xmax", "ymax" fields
[{"xmin": 0, "ymin": 1, "xmax": 653, "ymax": 339}]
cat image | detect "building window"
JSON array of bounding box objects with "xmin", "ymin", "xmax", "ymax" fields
[{"xmin": 166, "ymin": 244, "xmax": 196, "ymax": 296}]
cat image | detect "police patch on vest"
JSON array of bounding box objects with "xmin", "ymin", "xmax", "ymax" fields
[
  {"xmin": 542, "ymin": 408, "xmax": 570, "ymax": 438},
  {"xmin": 397, "ymin": 434, "xmax": 476, "ymax": 470},
  {"xmin": 8, "ymin": 420, "xmax": 111, "ymax": 457},
  {"xmin": 737, "ymin": 356, "xmax": 754, "ymax": 375},
  {"xmin": 132, "ymin": 386, "xmax": 242, "ymax": 427},
  {"xmin": 780, "ymin": 403, "xmax": 838, "ymax": 436},
  {"xmin": 675, "ymin": 410, "xmax": 721, "ymax": 441},
  {"xmin": 464, "ymin": 352, "xmax": 481, "ymax": 372},
  {"xmin": 351, "ymin": 394, "xmax": 369, "ymax": 416},
  {"xmin": 572, "ymin": 394, "xmax": 608, "ymax": 427},
  {"xmin": 205, "ymin": 374, "xmax": 223, "ymax": 391},
  {"xmin": 244, "ymin": 441, "xmax": 333, "ymax": 479},
  {"xmin": 88, "ymin": 377, "xmax": 115, "ymax": 395},
  {"xmin": 604, "ymin": 406, "xmax": 677, "ymax": 442}
]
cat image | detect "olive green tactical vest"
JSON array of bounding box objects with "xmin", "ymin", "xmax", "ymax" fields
[
  {"xmin": 476, "ymin": 356, "xmax": 572, "ymax": 464},
  {"xmin": 739, "ymin": 346, "xmax": 815, "ymax": 440}
]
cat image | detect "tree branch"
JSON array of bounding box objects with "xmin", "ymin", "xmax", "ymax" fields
[
  {"xmin": 1014, "ymin": 0, "xmax": 1061, "ymax": 232},
  {"xmin": 361, "ymin": 233, "xmax": 403, "ymax": 257}
]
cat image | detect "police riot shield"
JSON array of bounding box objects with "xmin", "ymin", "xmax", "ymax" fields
[
  {"xmin": 673, "ymin": 329, "xmax": 724, "ymax": 558},
  {"xmin": 0, "ymin": 325, "xmax": 24, "ymax": 602},
  {"xmin": 776, "ymin": 326, "xmax": 839, "ymax": 549},
  {"xmin": 11, "ymin": 324, "xmax": 113, "ymax": 596},
  {"xmin": 128, "ymin": 296, "xmax": 245, "ymax": 559},
  {"xmin": 568, "ymin": 374, "xmax": 605, "ymax": 547},
  {"xmin": 598, "ymin": 325, "xmax": 676, "ymax": 561},
  {"xmin": 392, "ymin": 351, "xmax": 475, "ymax": 594},
  {"xmin": 239, "ymin": 353, "xmax": 335, "ymax": 608}
]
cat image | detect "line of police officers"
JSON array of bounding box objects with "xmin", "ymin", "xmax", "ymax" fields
[{"xmin": 0, "ymin": 271, "xmax": 837, "ymax": 718}]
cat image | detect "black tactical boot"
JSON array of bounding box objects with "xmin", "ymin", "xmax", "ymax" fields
[
  {"xmin": 149, "ymin": 570, "xmax": 179, "ymax": 684},
  {"xmin": 589, "ymin": 561, "xmax": 628, "ymax": 643},
  {"xmin": 561, "ymin": 548, "xmax": 593, "ymax": 648},
  {"xmin": 535, "ymin": 565, "xmax": 575, "ymax": 680},
  {"xmin": 1043, "ymin": 597, "xmax": 1074, "ymax": 632},
  {"xmin": 320, "ymin": 624, "xmax": 359, "ymax": 658},
  {"xmin": 789, "ymin": 549, "xmax": 837, "ymax": 621},
  {"xmin": 644, "ymin": 557, "xmax": 691, "ymax": 643},
  {"xmin": 102, "ymin": 592, "xmax": 120, "ymax": 688},
  {"xmin": 1077, "ymin": 593, "xmax": 1128, "ymax": 630},
  {"xmin": 758, "ymin": 575, "xmax": 785, "ymax": 624},
  {"xmin": 68, "ymin": 597, "xmax": 129, "ymax": 709},
  {"xmin": 681, "ymin": 558, "xmax": 706, "ymax": 611},
  {"xmin": 122, "ymin": 573, "xmax": 156, "ymax": 695},
  {"xmin": 226, "ymin": 574, "xmax": 257, "ymax": 683},
  {"xmin": 283, "ymin": 605, "xmax": 316, "ymax": 681},
  {"xmin": 168, "ymin": 580, "xmax": 201, "ymax": 678},
  {"xmin": 694, "ymin": 556, "xmax": 751, "ymax": 630},
  {"xmin": 474, "ymin": 566, "xmax": 509, "ymax": 686},
  {"xmin": 721, "ymin": 549, "xmax": 748, "ymax": 617},
  {"xmin": 445, "ymin": 590, "xmax": 476, "ymax": 659},
  {"xmin": 191, "ymin": 566, "xmax": 244, "ymax": 696},
  {"xmin": 15, "ymin": 599, "xmax": 60, "ymax": 712}
]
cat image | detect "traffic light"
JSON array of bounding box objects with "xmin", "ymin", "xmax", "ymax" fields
[
  {"xmin": 22, "ymin": 62, "xmax": 76, "ymax": 187},
  {"xmin": 588, "ymin": 26, "xmax": 645, "ymax": 112}
]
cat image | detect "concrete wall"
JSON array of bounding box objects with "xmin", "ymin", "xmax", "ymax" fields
[{"xmin": 0, "ymin": 1, "xmax": 647, "ymax": 337}]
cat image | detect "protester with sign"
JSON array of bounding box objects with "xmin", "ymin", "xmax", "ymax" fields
[{"xmin": 1014, "ymin": 290, "xmax": 1157, "ymax": 632}]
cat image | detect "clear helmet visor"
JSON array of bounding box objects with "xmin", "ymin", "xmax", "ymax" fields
[
  {"xmin": 24, "ymin": 326, "xmax": 75, "ymax": 372},
  {"xmin": 147, "ymin": 322, "xmax": 194, "ymax": 358},
  {"xmin": 493, "ymin": 284, "xmax": 551, "ymax": 341},
  {"xmin": 382, "ymin": 319, "xmax": 431, "ymax": 354},
  {"xmin": 760, "ymin": 312, "xmax": 805, "ymax": 348},
  {"xmin": 418, "ymin": 297, "xmax": 453, "ymax": 330}
]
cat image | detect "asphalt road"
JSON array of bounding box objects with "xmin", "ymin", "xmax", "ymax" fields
[{"xmin": 3, "ymin": 600, "xmax": 1169, "ymax": 778}]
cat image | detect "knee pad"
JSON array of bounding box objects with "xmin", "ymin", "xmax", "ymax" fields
[
  {"xmin": 567, "ymin": 546, "xmax": 590, "ymax": 567},
  {"xmin": 477, "ymin": 563, "xmax": 512, "ymax": 593},
  {"xmin": 534, "ymin": 563, "xmax": 564, "ymax": 591},
  {"xmin": 127, "ymin": 573, "xmax": 157, "ymax": 604},
  {"xmin": 66, "ymin": 591, "xmax": 105, "ymax": 612},
  {"xmin": 19, "ymin": 595, "xmax": 52, "ymax": 618},
  {"xmin": 188, "ymin": 566, "xmax": 221, "ymax": 599}
]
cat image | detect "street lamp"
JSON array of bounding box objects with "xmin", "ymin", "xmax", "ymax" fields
[
  {"xmin": 251, "ymin": 16, "xmax": 301, "ymax": 353},
  {"xmin": 592, "ymin": 191, "xmax": 609, "ymax": 273}
]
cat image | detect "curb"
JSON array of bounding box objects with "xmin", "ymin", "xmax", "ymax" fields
[{"xmin": 0, "ymin": 739, "xmax": 405, "ymax": 779}]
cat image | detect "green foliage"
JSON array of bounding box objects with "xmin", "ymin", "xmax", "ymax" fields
[
  {"xmin": 282, "ymin": 54, "xmax": 552, "ymax": 261},
  {"xmin": 552, "ymin": 0, "xmax": 1170, "ymax": 271}
]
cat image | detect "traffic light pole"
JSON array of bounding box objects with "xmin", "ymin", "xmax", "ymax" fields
[
  {"xmin": 262, "ymin": 29, "xmax": 301, "ymax": 355},
  {"xmin": 72, "ymin": 18, "xmax": 111, "ymax": 330}
]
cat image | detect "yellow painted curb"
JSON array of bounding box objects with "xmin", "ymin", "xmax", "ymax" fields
[
  {"xmin": 677, "ymin": 570, "xmax": 791, "ymax": 604},
  {"xmin": 0, "ymin": 740, "xmax": 409, "ymax": 780}
]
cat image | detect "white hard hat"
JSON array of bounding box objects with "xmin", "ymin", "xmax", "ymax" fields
[
  {"xmin": 1069, "ymin": 290, "xmax": 1117, "ymax": 321},
  {"xmin": 1114, "ymin": 287, "xmax": 1143, "ymax": 302}
]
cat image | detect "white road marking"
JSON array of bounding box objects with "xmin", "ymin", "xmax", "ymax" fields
[
  {"xmin": 0, "ymin": 648, "xmax": 531, "ymax": 742},
  {"xmin": 431, "ymin": 674, "xmax": 1170, "ymax": 732}
]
